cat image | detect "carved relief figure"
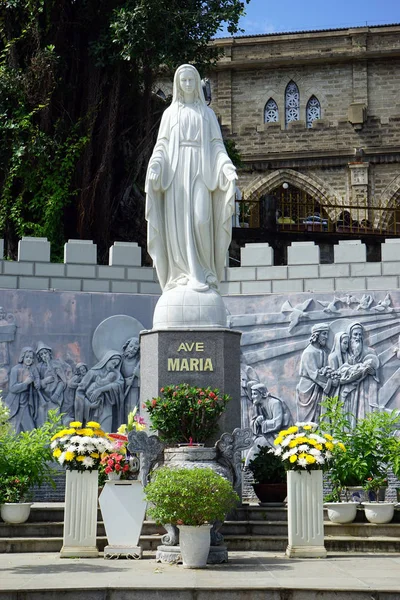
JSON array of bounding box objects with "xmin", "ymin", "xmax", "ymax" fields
[
  {"xmin": 36, "ymin": 341, "xmax": 71, "ymax": 426},
  {"xmin": 240, "ymin": 360, "xmax": 259, "ymax": 430},
  {"xmin": 335, "ymin": 322, "xmax": 380, "ymax": 425},
  {"xmin": 75, "ymin": 351, "xmax": 125, "ymax": 432},
  {"xmin": 121, "ymin": 337, "xmax": 140, "ymax": 421},
  {"xmin": 65, "ymin": 363, "xmax": 88, "ymax": 423},
  {"xmin": 296, "ymin": 323, "xmax": 337, "ymax": 422},
  {"xmin": 0, "ymin": 307, "xmax": 17, "ymax": 383},
  {"xmin": 245, "ymin": 382, "xmax": 293, "ymax": 466},
  {"xmin": 5, "ymin": 347, "xmax": 41, "ymax": 433},
  {"xmin": 145, "ymin": 63, "xmax": 237, "ymax": 293}
]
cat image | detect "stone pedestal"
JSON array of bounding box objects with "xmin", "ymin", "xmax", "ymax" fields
[
  {"xmin": 140, "ymin": 328, "xmax": 241, "ymax": 444},
  {"xmin": 60, "ymin": 470, "xmax": 99, "ymax": 558},
  {"xmin": 156, "ymin": 544, "xmax": 228, "ymax": 565},
  {"xmin": 286, "ymin": 470, "xmax": 327, "ymax": 558}
]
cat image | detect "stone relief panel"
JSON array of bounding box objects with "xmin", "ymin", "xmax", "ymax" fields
[
  {"xmin": 225, "ymin": 291, "xmax": 400, "ymax": 460},
  {"xmin": 0, "ymin": 290, "xmax": 154, "ymax": 434}
]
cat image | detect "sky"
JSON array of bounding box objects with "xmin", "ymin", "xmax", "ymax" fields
[{"xmin": 217, "ymin": 0, "xmax": 400, "ymax": 37}]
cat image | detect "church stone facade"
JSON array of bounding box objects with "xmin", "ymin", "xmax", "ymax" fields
[{"xmin": 209, "ymin": 25, "xmax": 400, "ymax": 239}]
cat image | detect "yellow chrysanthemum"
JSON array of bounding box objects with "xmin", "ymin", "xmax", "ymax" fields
[
  {"xmin": 279, "ymin": 430, "xmax": 289, "ymax": 437},
  {"xmin": 287, "ymin": 426, "xmax": 299, "ymax": 434},
  {"xmin": 307, "ymin": 438, "xmax": 316, "ymax": 446},
  {"xmin": 64, "ymin": 451, "xmax": 75, "ymax": 462},
  {"xmin": 315, "ymin": 444, "xmax": 323, "ymax": 451},
  {"xmin": 70, "ymin": 421, "xmax": 82, "ymax": 428},
  {"xmin": 298, "ymin": 452, "xmax": 307, "ymax": 460},
  {"xmin": 289, "ymin": 455, "xmax": 297, "ymax": 463},
  {"xmin": 84, "ymin": 428, "xmax": 94, "ymax": 436},
  {"xmin": 323, "ymin": 433, "xmax": 333, "ymax": 441},
  {"xmin": 325, "ymin": 441, "xmax": 334, "ymax": 451},
  {"xmin": 305, "ymin": 454, "xmax": 316, "ymax": 464},
  {"xmin": 303, "ymin": 425, "xmax": 312, "ymax": 430},
  {"xmin": 50, "ymin": 432, "xmax": 60, "ymax": 441},
  {"xmin": 289, "ymin": 440, "xmax": 297, "ymax": 448},
  {"xmin": 87, "ymin": 421, "xmax": 101, "ymax": 429},
  {"xmin": 337, "ymin": 442, "xmax": 346, "ymax": 452},
  {"xmin": 90, "ymin": 452, "xmax": 100, "ymax": 459},
  {"xmin": 274, "ymin": 437, "xmax": 283, "ymax": 446},
  {"xmin": 53, "ymin": 448, "xmax": 62, "ymax": 458},
  {"xmin": 76, "ymin": 456, "xmax": 85, "ymax": 462}
]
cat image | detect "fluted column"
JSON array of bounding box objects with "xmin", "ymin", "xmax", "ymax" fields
[
  {"xmin": 60, "ymin": 470, "xmax": 99, "ymax": 558},
  {"xmin": 286, "ymin": 470, "xmax": 327, "ymax": 558}
]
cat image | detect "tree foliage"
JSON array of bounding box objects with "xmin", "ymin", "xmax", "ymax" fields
[{"xmin": 0, "ymin": 0, "xmax": 248, "ymax": 260}]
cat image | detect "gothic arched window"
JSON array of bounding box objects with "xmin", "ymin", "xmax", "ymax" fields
[
  {"xmin": 306, "ymin": 95, "xmax": 321, "ymax": 128},
  {"xmin": 264, "ymin": 98, "xmax": 279, "ymax": 123},
  {"xmin": 285, "ymin": 81, "xmax": 300, "ymax": 127}
]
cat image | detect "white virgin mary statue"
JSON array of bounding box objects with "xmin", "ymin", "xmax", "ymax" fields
[{"xmin": 145, "ymin": 64, "xmax": 237, "ymax": 294}]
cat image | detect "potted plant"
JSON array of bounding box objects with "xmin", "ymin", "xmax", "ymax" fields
[
  {"xmin": 246, "ymin": 445, "xmax": 287, "ymax": 503},
  {"xmin": 0, "ymin": 405, "xmax": 61, "ymax": 524},
  {"xmin": 270, "ymin": 421, "xmax": 346, "ymax": 557},
  {"xmin": 362, "ymin": 474, "xmax": 394, "ymax": 524},
  {"xmin": 144, "ymin": 384, "xmax": 231, "ymax": 445},
  {"xmin": 144, "ymin": 466, "xmax": 239, "ymax": 568},
  {"xmin": 320, "ymin": 396, "xmax": 400, "ymax": 520}
]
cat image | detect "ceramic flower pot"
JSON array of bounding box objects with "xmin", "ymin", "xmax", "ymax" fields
[
  {"xmin": 324, "ymin": 502, "xmax": 358, "ymax": 524},
  {"xmin": 0, "ymin": 502, "xmax": 33, "ymax": 524},
  {"xmin": 107, "ymin": 472, "xmax": 121, "ymax": 481},
  {"xmin": 177, "ymin": 524, "xmax": 212, "ymax": 568},
  {"xmin": 252, "ymin": 483, "xmax": 287, "ymax": 504},
  {"xmin": 362, "ymin": 502, "xmax": 395, "ymax": 524}
]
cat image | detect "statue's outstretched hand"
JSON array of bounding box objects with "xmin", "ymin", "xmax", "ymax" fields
[
  {"xmin": 222, "ymin": 163, "xmax": 237, "ymax": 182},
  {"xmin": 148, "ymin": 162, "xmax": 161, "ymax": 181}
]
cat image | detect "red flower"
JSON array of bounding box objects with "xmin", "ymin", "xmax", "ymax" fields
[
  {"xmin": 199, "ymin": 391, "xmax": 205, "ymax": 396},
  {"xmin": 122, "ymin": 464, "xmax": 129, "ymax": 472},
  {"xmin": 209, "ymin": 391, "xmax": 216, "ymax": 399},
  {"xmin": 105, "ymin": 466, "xmax": 112, "ymax": 474},
  {"xmin": 115, "ymin": 464, "xmax": 121, "ymax": 472},
  {"xmin": 151, "ymin": 399, "xmax": 157, "ymax": 407},
  {"xmin": 197, "ymin": 400, "xmax": 202, "ymax": 405}
]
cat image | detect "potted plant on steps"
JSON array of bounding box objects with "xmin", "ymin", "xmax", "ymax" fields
[
  {"xmin": 144, "ymin": 467, "xmax": 239, "ymax": 568},
  {"xmin": 246, "ymin": 445, "xmax": 287, "ymax": 504},
  {"xmin": 362, "ymin": 475, "xmax": 395, "ymax": 524},
  {"xmin": 0, "ymin": 404, "xmax": 62, "ymax": 525}
]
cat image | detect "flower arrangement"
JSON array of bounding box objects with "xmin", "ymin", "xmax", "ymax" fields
[
  {"xmin": 100, "ymin": 452, "xmax": 130, "ymax": 477},
  {"xmin": 50, "ymin": 420, "xmax": 114, "ymax": 472},
  {"xmin": 270, "ymin": 422, "xmax": 346, "ymax": 472},
  {"xmin": 144, "ymin": 383, "xmax": 231, "ymax": 444},
  {"xmin": 101, "ymin": 409, "xmax": 145, "ymax": 481}
]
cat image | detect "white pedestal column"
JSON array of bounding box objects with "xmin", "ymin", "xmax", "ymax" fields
[
  {"xmin": 60, "ymin": 470, "xmax": 99, "ymax": 558},
  {"xmin": 99, "ymin": 480, "xmax": 147, "ymax": 559},
  {"xmin": 286, "ymin": 470, "xmax": 327, "ymax": 558}
]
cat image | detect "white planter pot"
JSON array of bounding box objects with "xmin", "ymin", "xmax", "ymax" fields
[
  {"xmin": 99, "ymin": 480, "xmax": 147, "ymax": 558},
  {"xmin": 286, "ymin": 470, "xmax": 327, "ymax": 558},
  {"xmin": 177, "ymin": 524, "xmax": 212, "ymax": 568},
  {"xmin": 0, "ymin": 502, "xmax": 32, "ymax": 524},
  {"xmin": 324, "ymin": 502, "xmax": 358, "ymax": 524},
  {"xmin": 60, "ymin": 469, "xmax": 99, "ymax": 558},
  {"xmin": 107, "ymin": 472, "xmax": 121, "ymax": 481},
  {"xmin": 363, "ymin": 502, "xmax": 395, "ymax": 524}
]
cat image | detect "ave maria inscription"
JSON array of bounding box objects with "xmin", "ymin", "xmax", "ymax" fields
[{"xmin": 167, "ymin": 342, "xmax": 214, "ymax": 372}]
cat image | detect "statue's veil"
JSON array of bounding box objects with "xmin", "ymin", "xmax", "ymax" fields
[{"xmin": 172, "ymin": 64, "xmax": 206, "ymax": 106}]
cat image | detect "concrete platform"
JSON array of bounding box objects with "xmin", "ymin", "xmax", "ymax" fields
[{"xmin": 1, "ymin": 551, "xmax": 400, "ymax": 600}]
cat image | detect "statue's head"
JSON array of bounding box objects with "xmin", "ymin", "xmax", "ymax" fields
[
  {"xmin": 250, "ymin": 383, "xmax": 268, "ymax": 404},
  {"xmin": 122, "ymin": 337, "xmax": 140, "ymax": 359},
  {"xmin": 310, "ymin": 323, "xmax": 330, "ymax": 346},
  {"xmin": 173, "ymin": 64, "xmax": 206, "ymax": 106},
  {"xmin": 19, "ymin": 346, "xmax": 35, "ymax": 366},
  {"xmin": 36, "ymin": 341, "xmax": 52, "ymax": 362},
  {"xmin": 75, "ymin": 362, "xmax": 88, "ymax": 377}
]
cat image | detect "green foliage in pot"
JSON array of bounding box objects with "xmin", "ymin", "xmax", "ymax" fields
[
  {"xmin": 0, "ymin": 410, "xmax": 62, "ymax": 504},
  {"xmin": 320, "ymin": 397, "xmax": 400, "ymax": 500},
  {"xmin": 247, "ymin": 446, "xmax": 286, "ymax": 484},
  {"xmin": 144, "ymin": 384, "xmax": 231, "ymax": 444},
  {"xmin": 144, "ymin": 467, "xmax": 239, "ymax": 526}
]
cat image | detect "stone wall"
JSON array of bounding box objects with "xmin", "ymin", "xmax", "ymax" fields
[{"xmin": 1, "ymin": 236, "xmax": 399, "ymax": 296}]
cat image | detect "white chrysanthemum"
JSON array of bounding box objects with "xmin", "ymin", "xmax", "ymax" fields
[
  {"xmin": 281, "ymin": 436, "xmax": 293, "ymax": 447},
  {"xmin": 325, "ymin": 450, "xmax": 333, "ymax": 459},
  {"xmin": 298, "ymin": 457, "xmax": 308, "ymax": 467},
  {"xmin": 82, "ymin": 456, "xmax": 95, "ymax": 468},
  {"xmin": 70, "ymin": 436, "xmax": 81, "ymax": 443},
  {"xmin": 58, "ymin": 452, "xmax": 66, "ymax": 465},
  {"xmin": 295, "ymin": 421, "xmax": 306, "ymax": 427},
  {"xmin": 50, "ymin": 440, "xmax": 58, "ymax": 449},
  {"xmin": 315, "ymin": 455, "xmax": 325, "ymax": 465},
  {"xmin": 309, "ymin": 447, "xmax": 322, "ymax": 456},
  {"xmin": 66, "ymin": 444, "xmax": 77, "ymax": 454},
  {"xmin": 282, "ymin": 451, "xmax": 291, "ymax": 460},
  {"xmin": 309, "ymin": 433, "xmax": 325, "ymax": 443},
  {"xmin": 59, "ymin": 436, "xmax": 70, "ymax": 443},
  {"xmin": 298, "ymin": 444, "xmax": 308, "ymax": 452},
  {"xmin": 289, "ymin": 447, "xmax": 298, "ymax": 456},
  {"xmin": 274, "ymin": 446, "xmax": 283, "ymax": 456}
]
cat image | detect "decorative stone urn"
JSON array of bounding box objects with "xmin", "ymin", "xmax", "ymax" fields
[{"xmin": 286, "ymin": 470, "xmax": 327, "ymax": 558}]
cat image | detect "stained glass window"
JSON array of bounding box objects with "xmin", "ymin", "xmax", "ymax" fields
[
  {"xmin": 306, "ymin": 96, "xmax": 321, "ymax": 128},
  {"xmin": 285, "ymin": 81, "xmax": 300, "ymax": 127},
  {"xmin": 264, "ymin": 98, "xmax": 279, "ymax": 123}
]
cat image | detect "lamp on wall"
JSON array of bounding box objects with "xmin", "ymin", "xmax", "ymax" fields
[{"xmin": 282, "ymin": 182, "xmax": 289, "ymax": 190}]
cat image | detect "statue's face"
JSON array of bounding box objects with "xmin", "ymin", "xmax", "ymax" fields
[
  {"xmin": 318, "ymin": 330, "xmax": 329, "ymax": 346},
  {"xmin": 179, "ymin": 69, "xmax": 196, "ymax": 96},
  {"xmin": 78, "ymin": 365, "xmax": 88, "ymax": 376},
  {"xmin": 124, "ymin": 339, "xmax": 139, "ymax": 358},
  {"xmin": 38, "ymin": 348, "xmax": 51, "ymax": 362},
  {"xmin": 351, "ymin": 327, "xmax": 363, "ymax": 342},
  {"xmin": 251, "ymin": 389, "xmax": 262, "ymax": 405},
  {"xmin": 340, "ymin": 335, "xmax": 349, "ymax": 353},
  {"xmin": 107, "ymin": 356, "xmax": 121, "ymax": 370},
  {"xmin": 23, "ymin": 351, "xmax": 34, "ymax": 366}
]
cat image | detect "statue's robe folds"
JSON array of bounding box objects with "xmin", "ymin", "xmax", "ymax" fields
[
  {"xmin": 145, "ymin": 102, "xmax": 236, "ymax": 292},
  {"xmin": 296, "ymin": 344, "xmax": 332, "ymax": 422}
]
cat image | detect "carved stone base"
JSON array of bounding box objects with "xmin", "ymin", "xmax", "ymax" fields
[
  {"xmin": 104, "ymin": 545, "xmax": 143, "ymax": 560},
  {"xmin": 156, "ymin": 544, "xmax": 228, "ymax": 564}
]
